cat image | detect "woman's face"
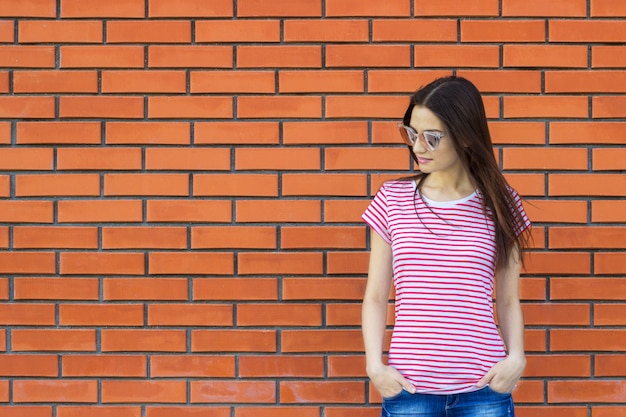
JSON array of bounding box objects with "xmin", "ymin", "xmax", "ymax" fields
[{"xmin": 408, "ymin": 106, "xmax": 464, "ymax": 176}]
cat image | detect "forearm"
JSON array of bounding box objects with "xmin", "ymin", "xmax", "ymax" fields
[
  {"xmin": 497, "ymin": 299, "xmax": 525, "ymax": 359},
  {"xmin": 362, "ymin": 296, "xmax": 389, "ymax": 372}
]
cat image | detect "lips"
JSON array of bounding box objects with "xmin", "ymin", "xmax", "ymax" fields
[{"xmin": 417, "ymin": 157, "xmax": 432, "ymax": 165}]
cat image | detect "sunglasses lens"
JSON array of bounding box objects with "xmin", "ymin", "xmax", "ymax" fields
[
  {"xmin": 398, "ymin": 126, "xmax": 414, "ymax": 146},
  {"xmin": 423, "ymin": 133, "xmax": 439, "ymax": 150}
]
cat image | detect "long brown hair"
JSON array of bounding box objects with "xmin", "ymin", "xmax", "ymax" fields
[{"xmin": 401, "ymin": 76, "xmax": 530, "ymax": 271}]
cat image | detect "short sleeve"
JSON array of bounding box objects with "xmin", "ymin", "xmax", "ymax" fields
[
  {"xmin": 362, "ymin": 184, "xmax": 392, "ymax": 244},
  {"xmin": 509, "ymin": 187, "xmax": 531, "ymax": 237}
]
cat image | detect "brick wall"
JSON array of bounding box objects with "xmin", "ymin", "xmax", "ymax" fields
[{"xmin": 1, "ymin": 0, "xmax": 625, "ymax": 416}]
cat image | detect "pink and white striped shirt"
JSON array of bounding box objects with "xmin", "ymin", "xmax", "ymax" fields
[{"xmin": 362, "ymin": 179, "xmax": 530, "ymax": 395}]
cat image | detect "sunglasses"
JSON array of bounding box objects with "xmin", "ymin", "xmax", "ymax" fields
[{"xmin": 397, "ymin": 123, "xmax": 445, "ymax": 152}]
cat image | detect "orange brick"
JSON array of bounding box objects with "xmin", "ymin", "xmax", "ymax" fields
[
  {"xmin": 193, "ymin": 277, "xmax": 278, "ymax": 301},
  {"xmin": 550, "ymin": 122, "xmax": 626, "ymax": 144},
  {"xmin": 145, "ymin": 147, "xmax": 230, "ymax": 170},
  {"xmin": 0, "ymin": 71, "xmax": 8, "ymax": 93},
  {"xmin": 13, "ymin": 226, "xmax": 98, "ymax": 249},
  {"xmin": 549, "ymin": 174, "xmax": 626, "ymax": 197},
  {"xmin": 237, "ymin": 96, "xmax": 322, "ymax": 118},
  {"xmin": 13, "ymin": 380, "xmax": 98, "ymax": 403},
  {"xmin": 102, "ymin": 330, "xmax": 186, "ymax": 352},
  {"xmin": 284, "ymin": 19, "xmax": 368, "ymax": 42},
  {"xmin": 327, "ymin": 45, "xmax": 410, "ymax": 68},
  {"xmin": 190, "ymin": 71, "xmax": 275, "ymax": 94},
  {"xmin": 283, "ymin": 121, "xmax": 367, "ymax": 144},
  {"xmin": 592, "ymin": 0, "xmax": 626, "ymax": 16},
  {"xmin": 0, "ymin": 20, "xmax": 14, "ymax": 42},
  {"xmin": 58, "ymin": 200, "xmax": 142, "ymax": 223},
  {"xmin": 282, "ymin": 174, "xmax": 367, "ymax": 197},
  {"xmin": 326, "ymin": 304, "xmax": 361, "ymax": 326},
  {"xmin": 281, "ymin": 226, "xmax": 366, "ymax": 249},
  {"xmin": 0, "ymin": 1, "xmax": 56, "ymax": 17},
  {"xmin": 282, "ymin": 277, "xmax": 366, "ymax": 301},
  {"xmin": 0, "ymin": 175, "xmax": 8, "ymax": 197},
  {"xmin": 325, "ymin": 95, "xmax": 407, "ymax": 118},
  {"xmin": 192, "ymin": 329, "xmax": 276, "ymax": 352},
  {"xmin": 502, "ymin": 0, "xmax": 586, "ymax": 16},
  {"xmin": 279, "ymin": 70, "xmax": 364, "ymax": 93},
  {"xmin": 146, "ymin": 200, "xmax": 231, "ymax": 223},
  {"xmin": 504, "ymin": 96, "xmax": 588, "ymax": 118},
  {"xmin": 12, "ymin": 329, "xmax": 96, "ymax": 352},
  {"xmin": 64, "ymin": 91, "xmax": 140, "ymax": 116},
  {"xmin": 105, "ymin": 122, "xmax": 190, "ymax": 145},
  {"xmin": 593, "ymin": 407, "xmax": 626, "ymax": 417},
  {"xmin": 236, "ymin": 199, "xmax": 321, "ymax": 222},
  {"xmin": 593, "ymin": 96, "xmax": 626, "ymax": 118},
  {"xmin": 148, "ymin": 96, "xmax": 232, "ymax": 119},
  {"xmin": 149, "ymin": 252, "xmax": 234, "ymax": 275},
  {"xmin": 17, "ymin": 121, "xmax": 101, "ymax": 144},
  {"xmin": 0, "ymin": 96, "xmax": 55, "ymax": 118},
  {"xmin": 60, "ymin": 0, "xmax": 144, "ymax": 17},
  {"xmin": 372, "ymin": 19, "xmax": 455, "ymax": 41},
  {"xmin": 238, "ymin": 252, "xmax": 323, "ymax": 275},
  {"xmin": 14, "ymin": 70, "xmax": 97, "ymax": 93},
  {"xmin": 281, "ymin": 381, "xmax": 364, "ymax": 404},
  {"xmin": 147, "ymin": 407, "xmax": 229, "ymax": 417},
  {"xmin": 516, "ymin": 406, "xmax": 587, "ymax": 417},
  {"xmin": 104, "ymin": 173, "xmax": 189, "ymax": 196},
  {"xmin": 237, "ymin": 0, "xmax": 321, "ymax": 17},
  {"xmin": 103, "ymin": 226, "xmax": 186, "ymax": 249},
  {"xmin": 238, "ymin": 303, "xmax": 321, "ymax": 326},
  {"xmin": 282, "ymin": 329, "xmax": 363, "ymax": 353},
  {"xmin": 327, "ymin": 251, "xmax": 369, "ymax": 274},
  {"xmin": 58, "ymin": 407, "xmax": 140, "ymax": 417},
  {"xmin": 236, "ymin": 407, "xmax": 320, "ymax": 417},
  {"xmin": 550, "ymin": 227, "xmax": 626, "ymax": 250},
  {"xmin": 503, "ymin": 148, "xmax": 588, "ymax": 170},
  {"xmin": 0, "ymin": 147, "xmax": 53, "ymax": 170},
  {"xmin": 546, "ymin": 71, "xmax": 626, "ymax": 93},
  {"xmin": 196, "ymin": 19, "xmax": 279, "ymax": 42},
  {"xmin": 368, "ymin": 70, "xmax": 452, "ymax": 93},
  {"xmin": 57, "ymin": 147, "xmax": 142, "ymax": 171},
  {"xmin": 0, "ymin": 122, "xmax": 10, "ymax": 144},
  {"xmin": 592, "ymin": 46, "xmax": 626, "ymax": 68},
  {"xmin": 413, "ymin": 45, "xmax": 499, "ymax": 68},
  {"xmin": 413, "ymin": 0, "xmax": 498, "ymax": 16},
  {"xmin": 523, "ymin": 252, "xmax": 591, "ymax": 275},
  {"xmin": 151, "ymin": 355, "xmax": 235, "ymax": 378},
  {"xmin": 59, "ymin": 304, "xmax": 144, "ymax": 326},
  {"xmin": 487, "ymin": 121, "xmax": 546, "ymax": 145},
  {"xmin": 0, "ymin": 354, "xmax": 57, "ymax": 377},
  {"xmin": 15, "ymin": 174, "xmax": 100, "ymax": 197},
  {"xmin": 550, "ymin": 20, "xmax": 626, "ymax": 43},
  {"xmin": 235, "ymin": 147, "xmax": 320, "ymax": 170},
  {"xmin": 61, "ymin": 45, "xmax": 144, "ymax": 68},
  {"xmin": 592, "ymin": 200, "xmax": 626, "ymax": 223},
  {"xmin": 0, "ymin": 45, "xmax": 55, "ymax": 68},
  {"xmin": 149, "ymin": 303, "xmax": 232, "ymax": 328},
  {"xmin": 239, "ymin": 355, "xmax": 324, "ymax": 377},
  {"xmin": 328, "ymin": 355, "xmax": 366, "ymax": 377},
  {"xmin": 149, "ymin": 0, "xmax": 233, "ymax": 17},
  {"xmin": 504, "ymin": 45, "xmax": 587, "ymax": 68},
  {"xmin": 325, "ymin": 147, "xmax": 409, "ymax": 170},
  {"xmin": 324, "ymin": 200, "xmax": 369, "ymax": 223},
  {"xmin": 237, "ymin": 45, "xmax": 321, "ymax": 68},
  {"xmin": 103, "ymin": 277, "xmax": 188, "ymax": 301},
  {"xmin": 523, "ymin": 303, "xmax": 590, "ymax": 326},
  {"xmin": 193, "ymin": 173, "xmax": 278, "ymax": 197},
  {"xmin": 595, "ymin": 354, "xmax": 626, "ymax": 376},
  {"xmin": 102, "ymin": 70, "xmax": 187, "ymax": 93},
  {"xmin": 0, "ymin": 304, "xmax": 55, "ymax": 325},
  {"xmin": 0, "ymin": 227, "xmax": 7, "ymax": 248},
  {"xmin": 459, "ymin": 70, "xmax": 542, "ymax": 94},
  {"xmin": 191, "ymin": 380, "xmax": 275, "ymax": 403},
  {"xmin": 549, "ymin": 380, "xmax": 626, "ymax": 403},
  {"xmin": 14, "ymin": 278, "xmax": 99, "ymax": 301},
  {"xmin": 594, "ymin": 304, "xmax": 626, "ymax": 326},
  {"xmin": 595, "ymin": 253, "xmax": 626, "ymax": 275},
  {"xmin": 523, "ymin": 200, "xmax": 588, "ymax": 224},
  {"xmin": 19, "ymin": 20, "xmax": 102, "ymax": 43},
  {"xmin": 0, "ymin": 252, "xmax": 55, "ymax": 274},
  {"xmin": 192, "ymin": 226, "xmax": 276, "ymax": 249},
  {"xmin": 106, "ymin": 20, "xmax": 190, "ymax": 43},
  {"xmin": 148, "ymin": 45, "xmax": 232, "ymax": 68},
  {"xmin": 461, "ymin": 20, "xmax": 545, "ymax": 42},
  {"xmin": 551, "ymin": 329, "xmax": 626, "ymax": 351},
  {"xmin": 551, "ymin": 278, "xmax": 626, "ymax": 301},
  {"xmin": 102, "ymin": 381, "xmax": 186, "ymax": 403},
  {"xmin": 593, "ymin": 148, "xmax": 626, "ymax": 171},
  {"xmin": 60, "ymin": 252, "xmax": 145, "ymax": 275},
  {"xmin": 195, "ymin": 121, "xmax": 278, "ymax": 144}
]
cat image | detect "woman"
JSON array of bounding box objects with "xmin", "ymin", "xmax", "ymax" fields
[{"xmin": 361, "ymin": 76, "xmax": 531, "ymax": 417}]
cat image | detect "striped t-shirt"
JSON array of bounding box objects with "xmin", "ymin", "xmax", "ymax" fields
[{"xmin": 362, "ymin": 179, "xmax": 530, "ymax": 395}]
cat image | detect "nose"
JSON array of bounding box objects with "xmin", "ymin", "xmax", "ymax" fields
[{"xmin": 412, "ymin": 134, "xmax": 428, "ymax": 153}]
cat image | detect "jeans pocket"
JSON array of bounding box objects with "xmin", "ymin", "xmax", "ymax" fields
[{"xmin": 382, "ymin": 388, "xmax": 405, "ymax": 401}]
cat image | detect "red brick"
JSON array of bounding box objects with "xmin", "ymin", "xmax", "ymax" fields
[
  {"xmin": 239, "ymin": 355, "xmax": 324, "ymax": 377},
  {"xmin": 0, "ymin": 406, "xmax": 52, "ymax": 417},
  {"xmin": 0, "ymin": 71, "xmax": 8, "ymax": 92},
  {"xmin": 237, "ymin": 45, "xmax": 321, "ymax": 68},
  {"xmin": 327, "ymin": 251, "xmax": 369, "ymax": 274},
  {"xmin": 58, "ymin": 200, "xmax": 142, "ymax": 223},
  {"xmin": 284, "ymin": 19, "xmax": 368, "ymax": 42},
  {"xmin": 0, "ymin": 304, "xmax": 53, "ymax": 326},
  {"xmin": 0, "ymin": 252, "xmax": 56, "ymax": 274},
  {"xmin": 237, "ymin": 0, "xmax": 321, "ymax": 17},
  {"xmin": 281, "ymin": 226, "xmax": 366, "ymax": 249},
  {"xmin": 325, "ymin": 95, "xmax": 409, "ymax": 118},
  {"xmin": 146, "ymin": 200, "xmax": 232, "ymax": 223},
  {"xmin": 192, "ymin": 330, "xmax": 276, "ymax": 352},
  {"xmin": 104, "ymin": 173, "xmax": 189, "ymax": 197},
  {"xmin": 595, "ymin": 304, "xmax": 626, "ymax": 326},
  {"xmin": 59, "ymin": 304, "xmax": 144, "ymax": 326},
  {"xmin": 0, "ymin": 21, "xmax": 13, "ymax": 42},
  {"xmin": 281, "ymin": 381, "xmax": 365, "ymax": 404},
  {"xmin": 60, "ymin": 252, "xmax": 145, "ymax": 275},
  {"xmin": 57, "ymin": 147, "xmax": 142, "ymax": 170},
  {"xmin": 237, "ymin": 303, "xmax": 322, "ymax": 326},
  {"xmin": 145, "ymin": 148, "xmax": 230, "ymax": 170},
  {"xmin": 150, "ymin": 355, "xmax": 235, "ymax": 377},
  {"xmin": 593, "ymin": 46, "xmax": 626, "ymax": 68},
  {"xmin": 327, "ymin": 304, "xmax": 362, "ymax": 326},
  {"xmin": 102, "ymin": 381, "xmax": 186, "ymax": 403},
  {"xmin": 12, "ymin": 329, "xmax": 96, "ymax": 352},
  {"xmin": 374, "ymin": 18, "xmax": 458, "ymax": 41},
  {"xmin": 0, "ymin": 148, "xmax": 53, "ymax": 170},
  {"xmin": 503, "ymin": 147, "xmax": 588, "ymax": 170},
  {"xmin": 279, "ymin": 70, "xmax": 364, "ymax": 93},
  {"xmin": 16, "ymin": 173, "xmax": 99, "ymax": 197},
  {"xmin": 14, "ymin": 278, "xmax": 99, "ymax": 301},
  {"xmin": 62, "ymin": 355, "xmax": 146, "ymax": 377},
  {"xmin": 238, "ymin": 96, "xmax": 322, "ymax": 118},
  {"xmin": 367, "ymin": 70, "xmax": 452, "ymax": 93},
  {"xmin": 191, "ymin": 71, "xmax": 275, "ymax": 94},
  {"xmin": 147, "ymin": 407, "xmax": 229, "ymax": 417},
  {"xmin": 283, "ymin": 121, "xmax": 367, "ymax": 144},
  {"xmin": 148, "ymin": 0, "xmax": 233, "ymax": 17},
  {"xmin": 149, "ymin": 45, "xmax": 233, "ymax": 68},
  {"xmin": 550, "ymin": 122, "xmax": 626, "ymax": 144},
  {"xmin": 551, "ymin": 329, "xmax": 626, "ymax": 351},
  {"xmin": 17, "ymin": 121, "xmax": 101, "ymax": 144},
  {"xmin": 549, "ymin": 380, "xmax": 626, "ymax": 403},
  {"xmin": 551, "ymin": 278, "xmax": 626, "ymax": 301},
  {"xmin": 236, "ymin": 407, "xmax": 320, "ymax": 417},
  {"xmin": 190, "ymin": 381, "xmax": 275, "ymax": 403},
  {"xmin": 502, "ymin": 0, "xmax": 586, "ymax": 16},
  {"xmin": 13, "ymin": 226, "xmax": 98, "ymax": 249},
  {"xmin": 236, "ymin": 200, "xmax": 321, "ymax": 222},
  {"xmin": 413, "ymin": 45, "xmax": 499, "ymax": 68},
  {"xmin": 196, "ymin": 20, "xmax": 279, "ymax": 42},
  {"xmin": 595, "ymin": 253, "xmax": 626, "ymax": 275},
  {"xmin": 504, "ymin": 96, "xmax": 588, "ymax": 118},
  {"xmin": 194, "ymin": 121, "xmax": 279, "ymax": 144},
  {"xmin": 0, "ymin": 0, "xmax": 56, "ymax": 17},
  {"xmin": 593, "ymin": 96, "xmax": 626, "ymax": 118},
  {"xmin": 593, "ymin": 407, "xmax": 626, "ymax": 417},
  {"xmin": 60, "ymin": 96, "xmax": 143, "ymax": 119},
  {"xmin": 238, "ymin": 252, "xmax": 323, "ymax": 275},
  {"xmin": 149, "ymin": 252, "xmax": 234, "ymax": 275},
  {"xmin": 282, "ymin": 277, "xmax": 367, "ymax": 301},
  {"xmin": 0, "ymin": 46, "xmax": 55, "ymax": 68},
  {"xmin": 102, "ymin": 70, "xmax": 186, "ymax": 93},
  {"xmin": 413, "ymin": 0, "xmax": 498, "ymax": 16},
  {"xmin": 61, "ymin": 46, "xmax": 144, "ymax": 68},
  {"xmin": 192, "ymin": 226, "xmax": 276, "ymax": 249},
  {"xmin": 0, "ymin": 96, "xmax": 55, "ymax": 118},
  {"xmin": 324, "ymin": 200, "xmax": 370, "ymax": 223},
  {"xmin": 327, "ymin": 45, "xmax": 410, "ymax": 68},
  {"xmin": 193, "ymin": 277, "xmax": 278, "ymax": 301},
  {"xmin": 104, "ymin": 277, "xmax": 188, "ymax": 301},
  {"xmin": 461, "ymin": 20, "xmax": 545, "ymax": 42},
  {"xmin": 193, "ymin": 174, "xmax": 278, "ymax": 197},
  {"xmin": 0, "ymin": 354, "xmax": 58, "ymax": 377},
  {"xmin": 593, "ymin": 148, "xmax": 626, "ymax": 171},
  {"xmin": 523, "ymin": 200, "xmax": 588, "ymax": 224},
  {"xmin": 102, "ymin": 226, "xmax": 186, "ymax": 249},
  {"xmin": 61, "ymin": 0, "xmax": 144, "ymax": 17},
  {"xmin": 592, "ymin": 0, "xmax": 626, "ymax": 16},
  {"xmin": 282, "ymin": 329, "xmax": 363, "ymax": 352},
  {"xmin": 549, "ymin": 227, "xmax": 626, "ymax": 249},
  {"xmin": 325, "ymin": 147, "xmax": 409, "ymax": 170},
  {"xmin": 58, "ymin": 406, "xmax": 140, "ymax": 417},
  {"xmin": 13, "ymin": 380, "xmax": 98, "ymax": 403},
  {"xmin": 523, "ymin": 252, "xmax": 592, "ymax": 275},
  {"xmin": 19, "ymin": 20, "xmax": 102, "ymax": 43},
  {"xmin": 592, "ymin": 200, "xmax": 626, "ymax": 223},
  {"xmin": 102, "ymin": 330, "xmax": 187, "ymax": 352},
  {"xmin": 148, "ymin": 96, "xmax": 232, "ymax": 119},
  {"xmin": 328, "ymin": 355, "xmax": 366, "ymax": 377},
  {"xmin": 106, "ymin": 122, "xmax": 190, "ymax": 145},
  {"xmin": 459, "ymin": 70, "xmax": 542, "ymax": 94},
  {"xmin": 235, "ymin": 147, "xmax": 320, "ymax": 170},
  {"xmin": 549, "ymin": 174, "xmax": 626, "ymax": 197},
  {"xmin": 546, "ymin": 71, "xmax": 626, "ymax": 93},
  {"xmin": 148, "ymin": 304, "xmax": 233, "ymax": 326},
  {"xmin": 550, "ymin": 20, "xmax": 626, "ymax": 43},
  {"xmin": 504, "ymin": 45, "xmax": 587, "ymax": 68},
  {"xmin": 523, "ymin": 303, "xmax": 590, "ymax": 326},
  {"xmin": 595, "ymin": 355, "xmax": 626, "ymax": 376},
  {"xmin": 517, "ymin": 406, "xmax": 587, "ymax": 417},
  {"xmin": 107, "ymin": 20, "xmax": 190, "ymax": 43}
]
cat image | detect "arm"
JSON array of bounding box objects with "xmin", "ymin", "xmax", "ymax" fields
[
  {"xmin": 362, "ymin": 230, "xmax": 415, "ymax": 397},
  {"xmin": 477, "ymin": 244, "xmax": 526, "ymax": 392}
]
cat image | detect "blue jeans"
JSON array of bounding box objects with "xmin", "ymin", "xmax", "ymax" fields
[{"xmin": 381, "ymin": 386, "xmax": 514, "ymax": 417}]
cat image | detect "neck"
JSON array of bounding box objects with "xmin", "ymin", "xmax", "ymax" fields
[{"xmin": 420, "ymin": 168, "xmax": 475, "ymax": 201}]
